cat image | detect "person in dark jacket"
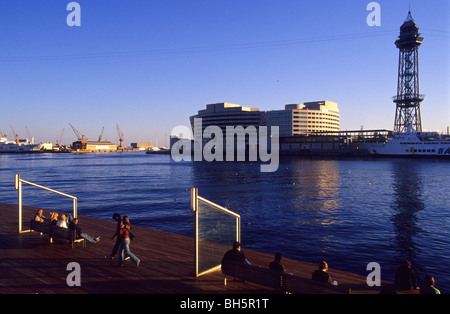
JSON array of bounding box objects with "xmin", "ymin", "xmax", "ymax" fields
[
  {"xmin": 221, "ymin": 242, "xmax": 250, "ymax": 274},
  {"xmin": 395, "ymin": 260, "xmax": 419, "ymax": 290},
  {"xmin": 68, "ymin": 218, "xmax": 100, "ymax": 243},
  {"xmin": 106, "ymin": 213, "xmax": 123, "ymax": 259},
  {"xmin": 312, "ymin": 261, "xmax": 332, "ymax": 284},
  {"xmin": 269, "ymin": 252, "xmax": 286, "ymax": 274}
]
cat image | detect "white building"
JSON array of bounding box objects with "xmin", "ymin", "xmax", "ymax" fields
[
  {"xmin": 189, "ymin": 103, "xmax": 265, "ymax": 134},
  {"xmin": 266, "ymin": 101, "xmax": 340, "ymax": 136}
]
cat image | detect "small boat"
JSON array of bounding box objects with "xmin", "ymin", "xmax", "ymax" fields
[{"xmin": 145, "ymin": 147, "xmax": 171, "ymax": 154}]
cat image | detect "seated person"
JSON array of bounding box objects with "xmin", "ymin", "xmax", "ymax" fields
[
  {"xmin": 311, "ymin": 261, "xmax": 332, "ymax": 284},
  {"xmin": 420, "ymin": 275, "xmax": 440, "ymax": 294},
  {"xmin": 49, "ymin": 212, "xmax": 59, "ymax": 225},
  {"xmin": 68, "ymin": 218, "xmax": 100, "ymax": 243},
  {"xmin": 269, "ymin": 252, "xmax": 286, "ymax": 273},
  {"xmin": 221, "ymin": 241, "xmax": 251, "ymax": 274},
  {"xmin": 34, "ymin": 209, "xmax": 46, "ymax": 223},
  {"xmin": 395, "ymin": 260, "xmax": 419, "ymax": 290},
  {"xmin": 56, "ymin": 214, "xmax": 68, "ymax": 228}
]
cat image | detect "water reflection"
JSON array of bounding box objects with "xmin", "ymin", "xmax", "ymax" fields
[
  {"xmin": 189, "ymin": 158, "xmax": 343, "ymax": 260},
  {"xmin": 391, "ymin": 160, "xmax": 425, "ymax": 263},
  {"xmin": 286, "ymin": 158, "xmax": 341, "ymax": 226}
]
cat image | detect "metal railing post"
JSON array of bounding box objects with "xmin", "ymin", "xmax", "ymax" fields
[{"xmin": 15, "ymin": 174, "xmax": 25, "ymax": 233}]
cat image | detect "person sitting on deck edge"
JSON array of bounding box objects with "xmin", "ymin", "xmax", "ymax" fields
[
  {"xmin": 269, "ymin": 252, "xmax": 286, "ymax": 274},
  {"xmin": 221, "ymin": 241, "xmax": 251, "ymax": 274},
  {"xmin": 312, "ymin": 261, "xmax": 332, "ymax": 284},
  {"xmin": 420, "ymin": 275, "xmax": 440, "ymax": 294},
  {"xmin": 395, "ymin": 260, "xmax": 419, "ymax": 291}
]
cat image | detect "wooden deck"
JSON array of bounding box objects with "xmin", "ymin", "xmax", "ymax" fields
[{"xmin": 0, "ymin": 202, "xmax": 395, "ymax": 295}]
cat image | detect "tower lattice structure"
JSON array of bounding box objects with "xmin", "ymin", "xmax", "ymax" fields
[{"xmin": 393, "ymin": 11, "xmax": 424, "ymax": 133}]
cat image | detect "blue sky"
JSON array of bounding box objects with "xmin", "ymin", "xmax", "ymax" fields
[{"xmin": 1, "ymin": 0, "xmax": 449, "ymax": 145}]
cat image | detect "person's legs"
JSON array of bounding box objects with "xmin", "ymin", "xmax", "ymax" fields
[
  {"xmin": 110, "ymin": 237, "xmax": 121, "ymax": 257},
  {"xmin": 118, "ymin": 241, "xmax": 125, "ymax": 266},
  {"xmin": 122, "ymin": 238, "xmax": 140, "ymax": 266}
]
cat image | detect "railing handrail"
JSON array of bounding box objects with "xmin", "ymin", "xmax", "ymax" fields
[
  {"xmin": 18, "ymin": 179, "xmax": 77, "ymax": 200},
  {"xmin": 197, "ymin": 195, "xmax": 241, "ymax": 219}
]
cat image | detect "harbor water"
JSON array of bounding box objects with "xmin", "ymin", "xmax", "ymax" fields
[{"xmin": 0, "ymin": 152, "xmax": 448, "ymax": 292}]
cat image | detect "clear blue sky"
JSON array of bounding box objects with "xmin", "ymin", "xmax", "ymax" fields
[{"xmin": 1, "ymin": 0, "xmax": 449, "ymax": 145}]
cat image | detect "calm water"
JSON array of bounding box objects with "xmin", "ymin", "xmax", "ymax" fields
[{"xmin": 0, "ymin": 152, "xmax": 448, "ymax": 292}]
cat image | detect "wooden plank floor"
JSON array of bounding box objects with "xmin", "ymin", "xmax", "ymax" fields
[{"xmin": 0, "ymin": 202, "xmax": 394, "ymax": 295}]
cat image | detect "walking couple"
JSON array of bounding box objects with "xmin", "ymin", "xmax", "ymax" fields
[{"xmin": 107, "ymin": 213, "xmax": 140, "ymax": 267}]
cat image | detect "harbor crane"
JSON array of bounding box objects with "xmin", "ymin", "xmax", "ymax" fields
[
  {"xmin": 98, "ymin": 126, "xmax": 104, "ymax": 142},
  {"xmin": 10, "ymin": 125, "xmax": 19, "ymax": 144},
  {"xmin": 69, "ymin": 123, "xmax": 87, "ymax": 150},
  {"xmin": 116, "ymin": 124, "xmax": 124, "ymax": 149},
  {"xmin": 56, "ymin": 128, "xmax": 65, "ymax": 146}
]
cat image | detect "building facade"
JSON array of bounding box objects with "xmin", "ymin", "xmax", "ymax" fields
[
  {"xmin": 72, "ymin": 141, "xmax": 117, "ymax": 152},
  {"xmin": 189, "ymin": 103, "xmax": 265, "ymax": 134},
  {"xmin": 266, "ymin": 101, "xmax": 340, "ymax": 136}
]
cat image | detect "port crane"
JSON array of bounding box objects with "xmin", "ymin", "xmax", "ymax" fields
[
  {"xmin": 98, "ymin": 126, "xmax": 104, "ymax": 142},
  {"xmin": 56, "ymin": 128, "xmax": 65, "ymax": 147},
  {"xmin": 10, "ymin": 125, "xmax": 19, "ymax": 144},
  {"xmin": 69, "ymin": 123, "xmax": 87, "ymax": 150},
  {"xmin": 116, "ymin": 124, "xmax": 124, "ymax": 149}
]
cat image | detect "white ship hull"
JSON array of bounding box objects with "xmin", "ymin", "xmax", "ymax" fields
[
  {"xmin": 364, "ymin": 132, "xmax": 450, "ymax": 158},
  {"xmin": 0, "ymin": 137, "xmax": 44, "ymax": 153}
]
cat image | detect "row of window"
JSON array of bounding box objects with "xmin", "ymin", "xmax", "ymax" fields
[
  {"xmin": 401, "ymin": 142, "xmax": 447, "ymax": 145},
  {"xmin": 406, "ymin": 148, "xmax": 435, "ymax": 153}
]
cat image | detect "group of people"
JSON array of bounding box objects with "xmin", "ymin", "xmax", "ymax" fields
[
  {"xmin": 33, "ymin": 209, "xmax": 140, "ymax": 267},
  {"xmin": 394, "ymin": 259, "xmax": 440, "ymax": 294},
  {"xmin": 33, "ymin": 209, "xmax": 100, "ymax": 243},
  {"xmin": 220, "ymin": 242, "xmax": 335, "ymax": 284},
  {"xmin": 221, "ymin": 242, "xmax": 441, "ymax": 294}
]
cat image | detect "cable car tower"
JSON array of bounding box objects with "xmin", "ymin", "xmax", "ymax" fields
[{"xmin": 393, "ymin": 11, "xmax": 424, "ymax": 133}]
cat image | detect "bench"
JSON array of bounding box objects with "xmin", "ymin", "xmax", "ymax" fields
[
  {"xmin": 222, "ymin": 262, "xmax": 350, "ymax": 294},
  {"xmin": 282, "ymin": 272, "xmax": 351, "ymax": 294},
  {"xmin": 223, "ymin": 262, "xmax": 282, "ymax": 290},
  {"xmin": 30, "ymin": 220, "xmax": 86, "ymax": 248}
]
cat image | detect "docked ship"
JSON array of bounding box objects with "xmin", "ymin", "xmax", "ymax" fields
[
  {"xmin": 0, "ymin": 136, "xmax": 45, "ymax": 153},
  {"xmin": 364, "ymin": 12, "xmax": 450, "ymax": 159},
  {"xmin": 364, "ymin": 128, "xmax": 450, "ymax": 158}
]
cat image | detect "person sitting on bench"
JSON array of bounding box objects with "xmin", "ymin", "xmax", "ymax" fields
[
  {"xmin": 312, "ymin": 261, "xmax": 333, "ymax": 284},
  {"xmin": 221, "ymin": 241, "xmax": 251, "ymax": 274},
  {"xmin": 68, "ymin": 218, "xmax": 100, "ymax": 244},
  {"xmin": 56, "ymin": 214, "xmax": 68, "ymax": 228},
  {"xmin": 269, "ymin": 252, "xmax": 286, "ymax": 274},
  {"xmin": 34, "ymin": 209, "xmax": 46, "ymax": 223}
]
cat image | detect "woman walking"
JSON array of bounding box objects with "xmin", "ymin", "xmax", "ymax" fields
[{"xmin": 117, "ymin": 216, "xmax": 140, "ymax": 267}]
